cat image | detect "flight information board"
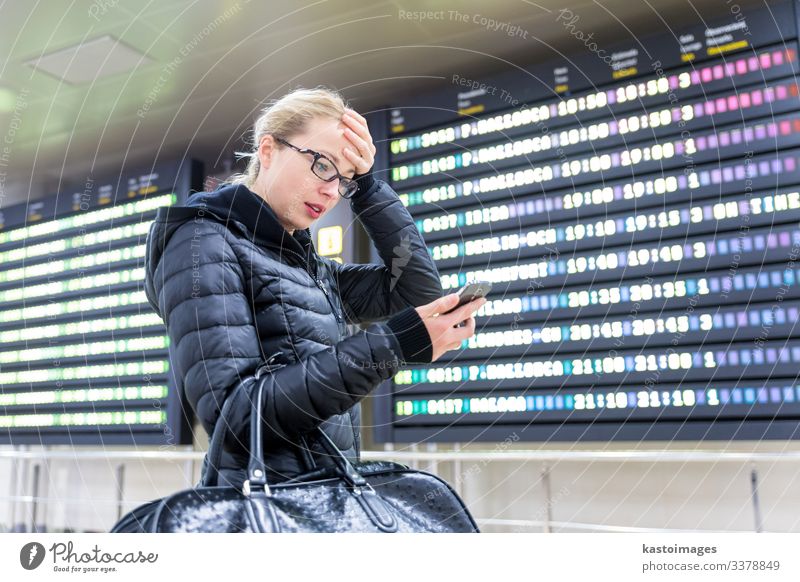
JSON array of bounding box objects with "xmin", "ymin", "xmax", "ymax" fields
[
  {"xmin": 374, "ymin": 0, "xmax": 800, "ymax": 442},
  {"xmin": 0, "ymin": 161, "xmax": 202, "ymax": 445}
]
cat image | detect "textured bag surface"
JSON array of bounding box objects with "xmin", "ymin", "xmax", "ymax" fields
[{"xmin": 110, "ymin": 357, "xmax": 479, "ymax": 533}]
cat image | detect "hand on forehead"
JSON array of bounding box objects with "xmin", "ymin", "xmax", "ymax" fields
[
  {"xmin": 339, "ymin": 107, "xmax": 376, "ymax": 176},
  {"xmin": 294, "ymin": 108, "xmax": 374, "ymax": 177}
]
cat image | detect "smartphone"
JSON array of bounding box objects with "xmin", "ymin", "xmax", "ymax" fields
[{"xmin": 441, "ymin": 281, "xmax": 492, "ymax": 326}]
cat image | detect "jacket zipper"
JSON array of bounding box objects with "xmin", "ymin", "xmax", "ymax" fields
[
  {"xmin": 304, "ymin": 255, "xmax": 343, "ymax": 324},
  {"xmin": 316, "ymin": 277, "xmax": 343, "ymax": 324}
]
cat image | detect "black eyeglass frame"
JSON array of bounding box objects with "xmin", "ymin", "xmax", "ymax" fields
[{"xmin": 275, "ymin": 136, "xmax": 359, "ymax": 198}]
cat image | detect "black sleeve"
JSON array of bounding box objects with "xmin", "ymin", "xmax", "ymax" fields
[{"xmin": 327, "ymin": 177, "xmax": 443, "ymax": 325}]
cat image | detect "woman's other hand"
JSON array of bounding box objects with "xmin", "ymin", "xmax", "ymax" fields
[{"xmin": 415, "ymin": 293, "xmax": 486, "ymax": 362}]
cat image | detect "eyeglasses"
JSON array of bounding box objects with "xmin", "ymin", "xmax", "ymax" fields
[{"xmin": 275, "ymin": 137, "xmax": 359, "ymax": 198}]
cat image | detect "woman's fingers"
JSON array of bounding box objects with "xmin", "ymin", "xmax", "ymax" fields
[
  {"xmin": 346, "ymin": 128, "xmax": 369, "ymax": 152},
  {"xmin": 342, "ymin": 136, "xmax": 372, "ymax": 175},
  {"xmin": 343, "ymin": 131, "xmax": 370, "ymax": 163},
  {"xmin": 416, "ymin": 294, "xmax": 485, "ymax": 362},
  {"xmin": 343, "ymin": 147, "xmax": 368, "ymax": 175},
  {"xmin": 344, "ymin": 107, "xmax": 369, "ymax": 130},
  {"xmin": 419, "ymin": 293, "xmax": 460, "ymax": 318},
  {"xmin": 341, "ymin": 113, "xmax": 367, "ymax": 142},
  {"xmin": 344, "ymin": 151, "xmax": 370, "ymax": 176},
  {"xmin": 341, "ymin": 108, "xmax": 377, "ymax": 163},
  {"xmin": 457, "ymin": 316, "xmax": 476, "ymax": 333},
  {"xmin": 442, "ymin": 322, "xmax": 473, "ymax": 356},
  {"xmin": 448, "ymin": 297, "xmax": 486, "ymax": 325}
]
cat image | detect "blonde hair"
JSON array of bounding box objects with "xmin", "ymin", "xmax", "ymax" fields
[{"xmin": 228, "ymin": 86, "xmax": 349, "ymax": 187}]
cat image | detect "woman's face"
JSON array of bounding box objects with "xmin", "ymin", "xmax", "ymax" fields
[{"xmin": 255, "ymin": 115, "xmax": 356, "ymax": 234}]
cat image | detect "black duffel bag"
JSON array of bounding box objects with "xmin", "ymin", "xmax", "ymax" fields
[{"xmin": 110, "ymin": 357, "xmax": 480, "ymax": 533}]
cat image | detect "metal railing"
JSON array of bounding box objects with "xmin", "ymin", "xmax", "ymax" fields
[{"xmin": 2, "ymin": 445, "xmax": 796, "ymax": 533}]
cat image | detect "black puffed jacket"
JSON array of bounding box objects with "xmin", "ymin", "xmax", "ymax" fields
[{"xmin": 143, "ymin": 176, "xmax": 442, "ymax": 487}]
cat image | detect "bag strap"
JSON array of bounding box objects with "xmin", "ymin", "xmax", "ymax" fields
[
  {"xmin": 200, "ymin": 353, "xmax": 369, "ymax": 492},
  {"xmin": 301, "ymin": 431, "xmax": 367, "ymax": 487},
  {"xmin": 199, "ymin": 376, "xmax": 256, "ymax": 487}
]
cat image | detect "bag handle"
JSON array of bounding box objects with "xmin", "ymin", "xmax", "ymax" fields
[
  {"xmin": 200, "ymin": 353, "xmax": 370, "ymax": 493},
  {"xmin": 299, "ymin": 431, "xmax": 366, "ymax": 487},
  {"xmin": 199, "ymin": 376, "xmax": 256, "ymax": 488},
  {"xmin": 200, "ymin": 351, "xmax": 286, "ymax": 487}
]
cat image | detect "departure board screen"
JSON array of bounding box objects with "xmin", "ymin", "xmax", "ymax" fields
[
  {"xmin": 0, "ymin": 161, "xmax": 201, "ymax": 445},
  {"xmin": 373, "ymin": 1, "xmax": 800, "ymax": 442}
]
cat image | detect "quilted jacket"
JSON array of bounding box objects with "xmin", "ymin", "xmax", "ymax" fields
[{"xmin": 143, "ymin": 174, "xmax": 442, "ymax": 487}]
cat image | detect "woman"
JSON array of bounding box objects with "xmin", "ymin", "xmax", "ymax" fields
[{"xmin": 144, "ymin": 87, "xmax": 485, "ymax": 488}]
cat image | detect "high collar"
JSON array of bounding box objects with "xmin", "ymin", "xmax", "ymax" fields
[{"xmin": 183, "ymin": 183, "xmax": 315, "ymax": 270}]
